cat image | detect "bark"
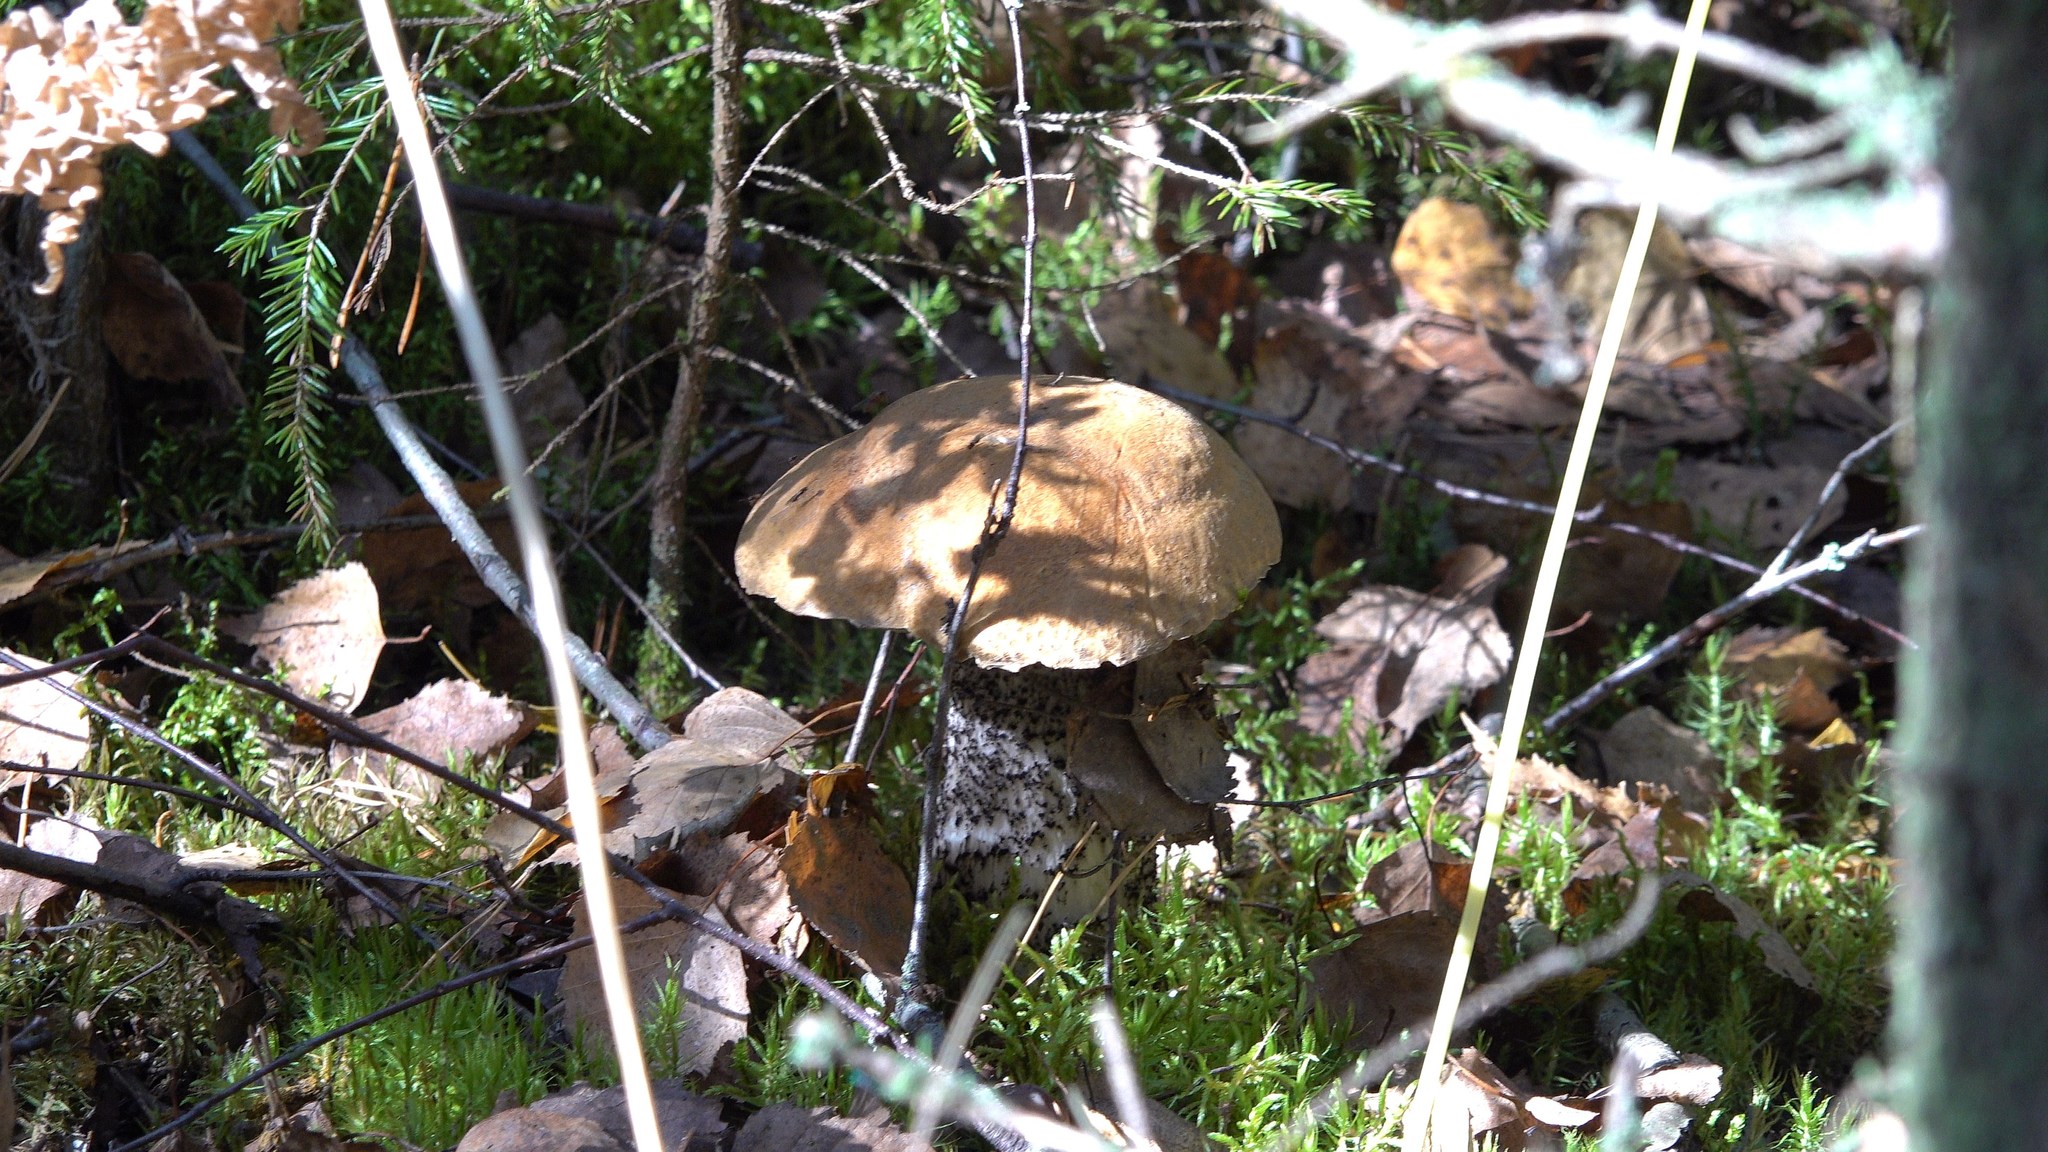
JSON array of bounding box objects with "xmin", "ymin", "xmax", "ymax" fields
[
  {"xmin": 1893, "ymin": 1, "xmax": 2048, "ymax": 1146},
  {"xmin": 642, "ymin": 0, "xmax": 743, "ymax": 668}
]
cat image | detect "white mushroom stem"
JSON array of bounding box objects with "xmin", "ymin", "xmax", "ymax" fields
[{"xmin": 938, "ymin": 662, "xmax": 1114, "ymax": 922}]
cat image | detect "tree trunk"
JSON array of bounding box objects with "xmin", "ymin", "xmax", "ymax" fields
[{"xmin": 1893, "ymin": 0, "xmax": 2048, "ymax": 1145}]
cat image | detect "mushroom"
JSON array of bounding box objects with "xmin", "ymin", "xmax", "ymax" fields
[{"xmin": 735, "ymin": 375, "xmax": 1280, "ymax": 922}]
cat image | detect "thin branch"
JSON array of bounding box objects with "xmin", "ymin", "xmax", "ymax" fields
[
  {"xmin": 1148, "ymin": 379, "xmax": 1914, "ymax": 648},
  {"xmin": 644, "ymin": 0, "xmax": 746, "ymax": 646},
  {"xmin": 445, "ymin": 182, "xmax": 763, "ymax": 264},
  {"xmin": 0, "ymin": 836, "xmax": 278, "ymax": 930},
  {"xmin": 1263, "ymin": 875, "xmax": 1667, "ymax": 1152}
]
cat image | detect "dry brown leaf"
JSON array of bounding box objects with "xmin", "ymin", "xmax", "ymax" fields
[
  {"xmin": 455, "ymin": 1080, "xmax": 726, "ymax": 1152},
  {"xmin": 607, "ymin": 738, "xmax": 784, "ymax": 858},
  {"xmin": 1442, "ymin": 379, "xmax": 1581, "ymax": 432},
  {"xmin": 1129, "ymin": 644, "xmax": 1231, "ymax": 804},
  {"xmin": 1091, "ymin": 281, "xmax": 1238, "ymax": 401},
  {"xmin": 1431, "ymin": 1049, "xmax": 1525, "ymax": 1145},
  {"xmin": 102, "ymin": 251, "xmax": 243, "ymax": 408},
  {"xmin": 1687, "ymin": 236, "xmax": 1836, "ymax": 317},
  {"xmin": 0, "ymin": 649, "xmax": 89, "ymax": 790},
  {"xmin": 224, "ymin": 563, "xmax": 385, "ymax": 711},
  {"xmin": 669, "ymin": 832, "xmax": 796, "ymax": 951},
  {"xmin": 1265, "ymin": 238, "xmax": 1399, "ymax": 327},
  {"xmin": 732, "ymin": 1101, "xmax": 919, "ymax": 1152},
  {"xmin": 1673, "ymin": 462, "xmax": 1848, "ymax": 551},
  {"xmin": 1306, "ymin": 911, "xmax": 1463, "ymax": 1046},
  {"xmin": 1724, "ymin": 626, "xmax": 1850, "ymax": 695},
  {"xmin": 681, "ymin": 687, "xmax": 811, "ymax": 762},
  {"xmin": 0, "ymin": 542, "xmax": 148, "ymax": 609},
  {"xmin": 1563, "ymin": 212, "xmax": 1713, "ymax": 366},
  {"xmin": 333, "ymin": 679, "xmax": 534, "ymax": 803},
  {"xmin": 359, "ymin": 479, "xmax": 517, "ymax": 622},
  {"xmin": 1391, "ymin": 199, "xmax": 1529, "ymax": 326},
  {"xmin": 1232, "ymin": 304, "xmax": 1428, "ymax": 510},
  {"xmin": 1554, "ymin": 500, "xmax": 1691, "ymax": 628},
  {"xmin": 1176, "ymin": 251, "xmax": 1257, "ymax": 347},
  {"xmin": 782, "ymin": 779, "xmax": 911, "ymax": 978},
  {"xmin": 1067, "ymin": 708, "xmax": 1213, "ymax": 843},
  {"xmin": 1668, "ymin": 869, "xmax": 1818, "ymax": 989},
  {"xmin": 1636, "ymin": 1053, "xmax": 1725, "ymax": 1106},
  {"xmin": 1596, "ymin": 707, "xmax": 1724, "ymax": 814},
  {"xmin": 1297, "ymin": 566, "xmax": 1513, "ymax": 751},
  {"xmin": 558, "ymin": 880, "xmax": 747, "ymax": 1078}
]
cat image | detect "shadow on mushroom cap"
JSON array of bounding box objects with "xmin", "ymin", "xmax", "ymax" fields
[{"xmin": 734, "ymin": 375, "xmax": 1282, "ymax": 670}]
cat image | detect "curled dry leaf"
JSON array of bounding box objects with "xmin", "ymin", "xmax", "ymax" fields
[
  {"xmin": 781, "ymin": 768, "xmax": 911, "ymax": 978},
  {"xmin": 1296, "ymin": 550, "xmax": 1513, "ymax": 753},
  {"xmin": 224, "ymin": 563, "xmax": 385, "ymax": 712},
  {"xmin": 1721, "ymin": 625, "xmax": 1850, "ymax": 732},
  {"xmin": 732, "ymin": 1101, "xmax": 919, "ymax": 1152},
  {"xmin": 1306, "ymin": 910, "xmax": 1462, "ymax": 1047},
  {"xmin": 331, "ymin": 678, "xmax": 534, "ymax": 804},
  {"xmin": 0, "ymin": 0, "xmax": 324, "ymax": 293},
  {"xmin": 0, "ymin": 649, "xmax": 90, "ymax": 790},
  {"xmin": 1390, "ymin": 198, "xmax": 1529, "ymax": 327},
  {"xmin": 558, "ymin": 879, "xmax": 748, "ymax": 1079}
]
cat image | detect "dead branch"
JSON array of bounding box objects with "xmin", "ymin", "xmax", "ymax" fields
[
  {"xmin": 445, "ymin": 182, "xmax": 762, "ymax": 264},
  {"xmin": 0, "ymin": 834, "xmax": 277, "ymax": 933}
]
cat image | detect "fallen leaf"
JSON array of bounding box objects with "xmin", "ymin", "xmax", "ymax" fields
[
  {"xmin": 1722, "ymin": 626, "xmax": 1850, "ymax": 731},
  {"xmin": 1232, "ymin": 304, "xmax": 1429, "ymax": 509},
  {"xmin": 558, "ymin": 880, "xmax": 748, "ymax": 1078},
  {"xmin": 1595, "ymin": 707, "xmax": 1724, "ymax": 814},
  {"xmin": 359, "ymin": 480, "xmax": 517, "ymax": 622},
  {"xmin": 1306, "ymin": 911, "xmax": 1464, "ymax": 1046},
  {"xmin": 455, "ymin": 1080, "xmax": 726, "ymax": 1152},
  {"xmin": 102, "ymin": 251, "xmax": 244, "ymax": 409},
  {"xmin": 1092, "ymin": 281, "xmax": 1237, "ymax": 401},
  {"xmin": 1391, "ymin": 199, "xmax": 1529, "ymax": 327},
  {"xmin": 782, "ymin": 774, "xmax": 911, "ymax": 978},
  {"xmin": 0, "ymin": 542, "xmax": 146, "ymax": 609},
  {"xmin": 1067, "ymin": 707, "xmax": 1213, "ymax": 843},
  {"xmin": 1430, "ymin": 1049, "xmax": 1525, "ymax": 1145},
  {"xmin": 1554, "ymin": 500, "xmax": 1692, "ymax": 628},
  {"xmin": 1175, "ymin": 250, "xmax": 1256, "ymax": 348},
  {"xmin": 502, "ymin": 313, "xmax": 588, "ymax": 461},
  {"xmin": 224, "ymin": 564, "xmax": 386, "ymax": 712},
  {"xmin": 1265, "ymin": 237, "xmax": 1399, "ymax": 327},
  {"xmin": 332, "ymin": 679, "xmax": 534, "ymax": 803},
  {"xmin": 1442, "ymin": 379, "xmax": 1581, "ymax": 431},
  {"xmin": 1687, "ymin": 236, "xmax": 1836, "ymax": 317},
  {"xmin": 1129, "ymin": 645, "xmax": 1231, "ymax": 804},
  {"xmin": 1562, "ymin": 212, "xmax": 1712, "ymax": 365},
  {"xmin": 681, "ymin": 687, "xmax": 812, "ymax": 762},
  {"xmin": 0, "ymin": 649, "xmax": 90, "ymax": 790},
  {"xmin": 607, "ymin": 737, "xmax": 786, "ymax": 858},
  {"xmin": 669, "ymin": 832, "xmax": 796, "ymax": 951},
  {"xmin": 1668, "ymin": 869, "xmax": 1818, "ymax": 990},
  {"xmin": 1297, "ymin": 562, "xmax": 1513, "ymax": 752},
  {"xmin": 731, "ymin": 1101, "xmax": 919, "ymax": 1152},
  {"xmin": 1673, "ymin": 461, "xmax": 1847, "ymax": 551},
  {"xmin": 1523, "ymin": 1094, "xmax": 1601, "ymax": 1129}
]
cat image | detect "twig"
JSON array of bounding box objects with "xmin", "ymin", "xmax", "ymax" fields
[
  {"xmin": 341, "ymin": 338, "xmax": 673, "ymax": 750},
  {"xmin": 168, "ymin": 124, "xmax": 674, "ymax": 749},
  {"xmin": 1148, "ymin": 380, "xmax": 1914, "ymax": 648},
  {"xmin": 1543, "ymin": 525, "xmax": 1919, "ymax": 731},
  {"xmin": 0, "ymin": 649, "xmax": 421, "ymax": 938},
  {"xmin": 445, "ymin": 182, "xmax": 761, "ymax": 263},
  {"xmin": 846, "ymin": 631, "xmax": 895, "ymax": 762},
  {"xmin": 643, "ymin": 0, "xmax": 746, "ymax": 650},
  {"xmin": 0, "ymin": 835, "xmax": 279, "ymax": 931},
  {"xmin": 1765, "ymin": 422, "xmax": 1900, "ymax": 579},
  {"xmin": 1263, "ymin": 875, "xmax": 1667, "ymax": 1152}
]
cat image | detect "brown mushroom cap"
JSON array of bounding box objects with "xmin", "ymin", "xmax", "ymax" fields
[{"xmin": 734, "ymin": 375, "xmax": 1281, "ymax": 671}]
